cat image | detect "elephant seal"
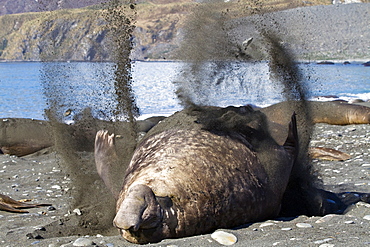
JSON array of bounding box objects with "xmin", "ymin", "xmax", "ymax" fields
[
  {"xmin": 259, "ymin": 101, "xmax": 370, "ymax": 126},
  {"xmin": 0, "ymin": 115, "xmax": 165, "ymax": 157},
  {"xmin": 0, "ymin": 118, "xmax": 54, "ymax": 157},
  {"xmin": 95, "ymin": 106, "xmax": 299, "ymax": 244}
]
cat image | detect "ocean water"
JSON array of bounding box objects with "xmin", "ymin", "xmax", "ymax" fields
[{"xmin": 0, "ymin": 61, "xmax": 369, "ymax": 121}]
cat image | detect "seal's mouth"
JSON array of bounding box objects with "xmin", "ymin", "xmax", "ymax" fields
[
  {"xmin": 119, "ymin": 227, "xmax": 162, "ymax": 244},
  {"xmin": 114, "ymin": 218, "xmax": 159, "ymax": 232}
]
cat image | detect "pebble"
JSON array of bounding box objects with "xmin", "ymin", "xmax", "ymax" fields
[
  {"xmin": 51, "ymin": 185, "xmax": 62, "ymax": 190},
  {"xmin": 315, "ymin": 214, "xmax": 334, "ymax": 223},
  {"xmin": 2, "ymin": 160, "xmax": 17, "ymax": 165},
  {"xmin": 296, "ymin": 223, "xmax": 313, "ymax": 228},
  {"xmin": 211, "ymin": 231, "xmax": 237, "ymax": 246},
  {"xmin": 363, "ymin": 215, "xmax": 370, "ymax": 221},
  {"xmin": 73, "ymin": 208, "xmax": 82, "ymax": 215},
  {"xmin": 259, "ymin": 222, "xmax": 275, "ymax": 227},
  {"xmin": 344, "ymin": 220, "xmax": 355, "ymax": 224},
  {"xmin": 281, "ymin": 227, "xmax": 292, "ymax": 231},
  {"xmin": 314, "ymin": 238, "xmax": 333, "ymax": 244},
  {"xmin": 72, "ymin": 237, "xmax": 94, "ymax": 246}
]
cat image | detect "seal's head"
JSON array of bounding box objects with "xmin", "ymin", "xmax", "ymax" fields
[
  {"xmin": 114, "ymin": 184, "xmax": 176, "ymax": 244},
  {"xmin": 114, "ymin": 184, "xmax": 162, "ymax": 231}
]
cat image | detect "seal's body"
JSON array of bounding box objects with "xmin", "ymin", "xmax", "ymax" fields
[
  {"xmin": 0, "ymin": 118, "xmax": 53, "ymax": 156},
  {"xmin": 95, "ymin": 106, "xmax": 298, "ymax": 244},
  {"xmin": 260, "ymin": 101, "xmax": 370, "ymax": 126}
]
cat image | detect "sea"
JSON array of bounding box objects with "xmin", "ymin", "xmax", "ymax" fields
[{"xmin": 0, "ymin": 61, "xmax": 369, "ymax": 122}]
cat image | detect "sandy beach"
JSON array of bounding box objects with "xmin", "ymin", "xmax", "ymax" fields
[{"xmin": 0, "ymin": 116, "xmax": 369, "ymax": 247}]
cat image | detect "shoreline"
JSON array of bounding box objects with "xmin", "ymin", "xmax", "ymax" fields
[{"xmin": 0, "ymin": 58, "xmax": 370, "ymax": 64}]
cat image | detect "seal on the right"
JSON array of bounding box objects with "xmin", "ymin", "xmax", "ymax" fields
[{"xmin": 259, "ymin": 101, "xmax": 370, "ymax": 126}]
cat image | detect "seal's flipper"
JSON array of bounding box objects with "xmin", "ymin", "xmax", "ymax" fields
[
  {"xmin": 283, "ymin": 112, "xmax": 298, "ymax": 159},
  {"xmin": 0, "ymin": 194, "xmax": 51, "ymax": 213},
  {"xmin": 114, "ymin": 184, "xmax": 162, "ymax": 231},
  {"xmin": 94, "ymin": 130, "xmax": 121, "ymax": 199},
  {"xmin": 0, "ymin": 203, "xmax": 29, "ymax": 213}
]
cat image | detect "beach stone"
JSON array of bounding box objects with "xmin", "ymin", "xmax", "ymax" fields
[
  {"xmin": 72, "ymin": 237, "xmax": 94, "ymax": 246},
  {"xmin": 363, "ymin": 215, "xmax": 370, "ymax": 221},
  {"xmin": 259, "ymin": 222, "xmax": 275, "ymax": 227},
  {"xmin": 314, "ymin": 238, "xmax": 333, "ymax": 244},
  {"xmin": 211, "ymin": 231, "xmax": 237, "ymax": 246},
  {"xmin": 73, "ymin": 208, "xmax": 82, "ymax": 215},
  {"xmin": 51, "ymin": 185, "xmax": 61, "ymax": 190},
  {"xmin": 315, "ymin": 214, "xmax": 335, "ymax": 223},
  {"xmin": 281, "ymin": 227, "xmax": 292, "ymax": 231},
  {"xmin": 296, "ymin": 223, "xmax": 313, "ymax": 228},
  {"xmin": 344, "ymin": 220, "xmax": 355, "ymax": 224}
]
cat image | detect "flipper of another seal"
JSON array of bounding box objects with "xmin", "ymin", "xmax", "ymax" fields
[{"xmin": 0, "ymin": 194, "xmax": 51, "ymax": 213}]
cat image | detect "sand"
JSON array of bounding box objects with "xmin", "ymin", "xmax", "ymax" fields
[{"xmin": 0, "ymin": 119, "xmax": 369, "ymax": 247}]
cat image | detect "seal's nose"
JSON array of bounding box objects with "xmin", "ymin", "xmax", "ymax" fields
[{"xmin": 113, "ymin": 211, "xmax": 141, "ymax": 231}]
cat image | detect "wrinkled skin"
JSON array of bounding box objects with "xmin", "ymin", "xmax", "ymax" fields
[{"xmin": 95, "ymin": 106, "xmax": 299, "ymax": 244}]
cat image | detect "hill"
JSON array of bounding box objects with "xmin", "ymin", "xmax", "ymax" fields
[
  {"xmin": 0, "ymin": 0, "xmax": 368, "ymax": 61},
  {"xmin": 0, "ymin": 0, "xmax": 104, "ymax": 15}
]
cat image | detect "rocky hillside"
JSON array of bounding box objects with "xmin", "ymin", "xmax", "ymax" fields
[
  {"xmin": 0, "ymin": 0, "xmax": 105, "ymax": 15},
  {"xmin": 0, "ymin": 8, "xmax": 110, "ymax": 61},
  {"xmin": 0, "ymin": 0, "xmax": 368, "ymax": 61},
  {"xmin": 0, "ymin": 1, "xmax": 195, "ymax": 61}
]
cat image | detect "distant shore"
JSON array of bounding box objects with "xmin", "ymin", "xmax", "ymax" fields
[{"xmin": 0, "ymin": 58, "xmax": 369, "ymax": 64}]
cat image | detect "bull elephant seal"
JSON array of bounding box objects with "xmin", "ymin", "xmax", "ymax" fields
[{"xmin": 95, "ymin": 106, "xmax": 299, "ymax": 244}]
